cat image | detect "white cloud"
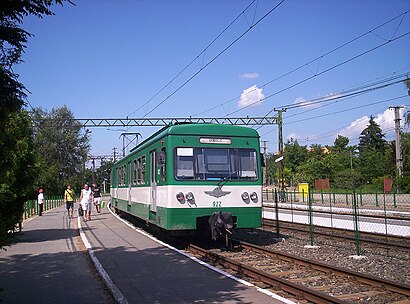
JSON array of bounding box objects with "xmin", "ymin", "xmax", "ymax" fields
[
  {"xmin": 240, "ymin": 73, "xmax": 260, "ymax": 79},
  {"xmin": 238, "ymin": 85, "xmax": 264, "ymax": 108},
  {"xmin": 339, "ymin": 106, "xmax": 407, "ymax": 140}
]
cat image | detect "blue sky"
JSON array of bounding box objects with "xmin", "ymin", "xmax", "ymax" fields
[{"xmin": 16, "ymin": 0, "xmax": 410, "ymax": 158}]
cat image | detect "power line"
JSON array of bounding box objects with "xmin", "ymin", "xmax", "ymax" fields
[
  {"xmin": 236, "ymin": 31, "xmax": 410, "ymax": 119},
  {"xmin": 195, "ymin": 10, "xmax": 410, "ymax": 117},
  {"xmin": 128, "ymin": 0, "xmax": 258, "ymax": 117},
  {"xmin": 284, "ymin": 95, "xmax": 408, "ymax": 126},
  {"xmin": 142, "ymin": 0, "xmax": 286, "ymax": 118}
]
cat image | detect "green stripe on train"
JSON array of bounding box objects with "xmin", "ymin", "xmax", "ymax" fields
[{"xmin": 113, "ymin": 198, "xmax": 261, "ymax": 230}]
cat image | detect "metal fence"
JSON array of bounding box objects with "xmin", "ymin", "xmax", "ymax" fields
[
  {"xmin": 23, "ymin": 196, "xmax": 65, "ymax": 219},
  {"xmin": 262, "ymin": 188, "xmax": 410, "ymax": 256}
]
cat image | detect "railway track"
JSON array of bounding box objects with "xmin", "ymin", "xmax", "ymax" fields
[
  {"xmin": 187, "ymin": 240, "xmax": 410, "ymax": 304},
  {"xmin": 262, "ymin": 218, "xmax": 410, "ymax": 250}
]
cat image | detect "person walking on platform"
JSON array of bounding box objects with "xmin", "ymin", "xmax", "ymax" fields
[
  {"xmin": 92, "ymin": 183, "xmax": 102, "ymax": 214},
  {"xmin": 38, "ymin": 187, "xmax": 45, "ymax": 216},
  {"xmin": 79, "ymin": 184, "xmax": 93, "ymax": 221},
  {"xmin": 64, "ymin": 185, "xmax": 75, "ymax": 219}
]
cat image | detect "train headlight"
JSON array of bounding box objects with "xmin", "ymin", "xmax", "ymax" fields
[
  {"xmin": 241, "ymin": 192, "xmax": 249, "ymax": 201},
  {"xmin": 176, "ymin": 192, "xmax": 185, "ymax": 203},
  {"xmin": 186, "ymin": 192, "xmax": 194, "ymax": 201},
  {"xmin": 250, "ymin": 192, "xmax": 258, "ymax": 202}
]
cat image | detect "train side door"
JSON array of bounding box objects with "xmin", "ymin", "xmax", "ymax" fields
[{"xmin": 149, "ymin": 150, "xmax": 157, "ymax": 212}]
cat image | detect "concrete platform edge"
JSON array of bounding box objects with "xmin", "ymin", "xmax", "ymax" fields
[{"xmin": 78, "ymin": 216, "xmax": 128, "ymax": 304}]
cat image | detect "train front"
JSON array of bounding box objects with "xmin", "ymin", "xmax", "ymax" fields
[{"xmin": 167, "ymin": 124, "xmax": 263, "ymax": 240}]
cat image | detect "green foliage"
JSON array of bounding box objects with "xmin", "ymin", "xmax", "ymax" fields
[
  {"xmin": 95, "ymin": 161, "xmax": 113, "ymax": 191},
  {"xmin": 0, "ymin": 0, "xmax": 72, "ymax": 248},
  {"xmin": 333, "ymin": 169, "xmax": 362, "ymax": 189},
  {"xmin": 333, "ymin": 134, "xmax": 349, "ymax": 150},
  {"xmin": 283, "ymin": 139, "xmax": 308, "ymax": 173},
  {"xmin": 357, "ymin": 116, "xmax": 387, "ymax": 154},
  {"xmin": 31, "ymin": 106, "xmax": 90, "ymax": 195},
  {"xmin": 0, "ymin": 111, "xmax": 37, "ymax": 247}
]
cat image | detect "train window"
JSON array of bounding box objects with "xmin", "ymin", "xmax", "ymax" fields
[
  {"xmin": 159, "ymin": 148, "xmax": 166, "ymax": 182},
  {"xmin": 238, "ymin": 150, "xmax": 257, "ymax": 178},
  {"xmin": 133, "ymin": 159, "xmax": 138, "ymax": 185},
  {"xmin": 141, "ymin": 155, "xmax": 146, "ymax": 184},
  {"xmin": 174, "ymin": 147, "xmax": 258, "ymax": 181}
]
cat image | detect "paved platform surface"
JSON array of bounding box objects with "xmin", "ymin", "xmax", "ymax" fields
[
  {"xmin": 0, "ymin": 206, "xmax": 113, "ymax": 304},
  {"xmin": 1, "ymin": 204, "xmax": 290, "ymax": 304},
  {"xmin": 83, "ymin": 205, "xmax": 288, "ymax": 304}
]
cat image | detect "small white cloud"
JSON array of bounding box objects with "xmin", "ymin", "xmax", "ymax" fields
[
  {"xmin": 339, "ymin": 106, "xmax": 407, "ymax": 140},
  {"xmin": 240, "ymin": 73, "xmax": 260, "ymax": 79},
  {"xmin": 293, "ymin": 96, "xmax": 321, "ymax": 109},
  {"xmin": 238, "ymin": 85, "xmax": 264, "ymax": 108}
]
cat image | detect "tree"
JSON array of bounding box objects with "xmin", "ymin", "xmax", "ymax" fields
[
  {"xmin": 0, "ymin": 0, "xmax": 71, "ymax": 248},
  {"xmin": 357, "ymin": 116, "xmax": 387, "ymax": 154},
  {"xmin": 356, "ymin": 118, "xmax": 394, "ymax": 185},
  {"xmin": 334, "ymin": 134, "xmax": 349, "ymax": 151},
  {"xmin": 283, "ymin": 139, "xmax": 308, "ymax": 174},
  {"xmin": 31, "ymin": 106, "xmax": 90, "ymax": 195}
]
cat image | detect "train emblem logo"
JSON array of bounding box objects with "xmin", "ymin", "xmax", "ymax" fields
[{"xmin": 204, "ymin": 187, "xmax": 231, "ymax": 198}]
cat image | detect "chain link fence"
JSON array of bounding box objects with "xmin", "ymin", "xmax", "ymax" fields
[{"xmin": 262, "ymin": 188, "xmax": 410, "ymax": 256}]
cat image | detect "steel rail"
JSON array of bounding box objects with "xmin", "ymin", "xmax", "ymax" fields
[
  {"xmin": 238, "ymin": 241, "xmax": 410, "ymax": 298},
  {"xmin": 187, "ymin": 243, "xmax": 347, "ymax": 304}
]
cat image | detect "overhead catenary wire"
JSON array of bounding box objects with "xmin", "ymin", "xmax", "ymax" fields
[
  {"xmin": 127, "ymin": 0, "xmax": 259, "ymax": 117},
  {"xmin": 284, "ymin": 95, "xmax": 408, "ymax": 126},
  {"xmin": 142, "ymin": 0, "xmax": 286, "ymax": 118},
  {"xmin": 233, "ymin": 30, "xmax": 410, "ymax": 119},
  {"xmin": 195, "ymin": 10, "xmax": 410, "ymax": 117}
]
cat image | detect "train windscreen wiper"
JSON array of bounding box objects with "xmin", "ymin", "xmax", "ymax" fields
[{"xmin": 217, "ymin": 174, "xmax": 231, "ymax": 189}]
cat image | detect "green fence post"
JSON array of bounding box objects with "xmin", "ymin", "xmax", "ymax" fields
[
  {"xmin": 346, "ymin": 193, "xmax": 349, "ymax": 205},
  {"xmin": 320, "ymin": 190, "xmax": 324, "ymax": 204},
  {"xmin": 360, "ymin": 189, "xmax": 363, "ymax": 206},
  {"xmin": 352, "ymin": 190, "xmax": 361, "ymax": 256},
  {"xmin": 393, "ymin": 191, "xmax": 397, "ymax": 208},
  {"xmin": 308, "ymin": 187, "xmax": 314, "ymax": 246},
  {"xmin": 383, "ymin": 192, "xmax": 389, "ymax": 243},
  {"xmin": 375, "ymin": 191, "xmax": 379, "ymax": 207},
  {"xmin": 302, "ymin": 189, "xmax": 305, "ymax": 203}
]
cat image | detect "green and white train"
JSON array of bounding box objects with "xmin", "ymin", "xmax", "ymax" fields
[{"xmin": 111, "ymin": 123, "xmax": 263, "ymax": 239}]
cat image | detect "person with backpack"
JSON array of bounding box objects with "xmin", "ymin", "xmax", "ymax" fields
[
  {"xmin": 64, "ymin": 185, "xmax": 75, "ymax": 219},
  {"xmin": 92, "ymin": 183, "xmax": 102, "ymax": 214}
]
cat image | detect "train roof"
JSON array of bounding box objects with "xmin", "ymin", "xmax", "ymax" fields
[{"xmin": 129, "ymin": 123, "xmax": 259, "ymax": 153}]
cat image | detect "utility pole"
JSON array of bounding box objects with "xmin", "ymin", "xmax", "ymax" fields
[
  {"xmin": 390, "ymin": 106, "xmax": 404, "ymax": 190},
  {"xmin": 276, "ymin": 109, "xmax": 286, "ymax": 192},
  {"xmin": 113, "ymin": 147, "xmax": 117, "ymax": 162},
  {"xmin": 261, "ymin": 140, "xmax": 269, "ymax": 187}
]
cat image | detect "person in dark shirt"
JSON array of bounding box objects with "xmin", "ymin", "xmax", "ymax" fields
[{"xmin": 92, "ymin": 183, "xmax": 102, "ymax": 213}]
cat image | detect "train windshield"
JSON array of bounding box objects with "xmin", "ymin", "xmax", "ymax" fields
[{"xmin": 175, "ymin": 147, "xmax": 258, "ymax": 180}]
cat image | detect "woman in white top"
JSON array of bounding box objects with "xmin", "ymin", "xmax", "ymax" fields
[
  {"xmin": 79, "ymin": 184, "xmax": 93, "ymax": 221},
  {"xmin": 38, "ymin": 187, "xmax": 45, "ymax": 216}
]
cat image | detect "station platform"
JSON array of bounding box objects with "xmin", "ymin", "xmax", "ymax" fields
[
  {"xmin": 0, "ymin": 203, "xmax": 291, "ymax": 304},
  {"xmin": 0, "ymin": 206, "xmax": 112, "ymax": 304}
]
